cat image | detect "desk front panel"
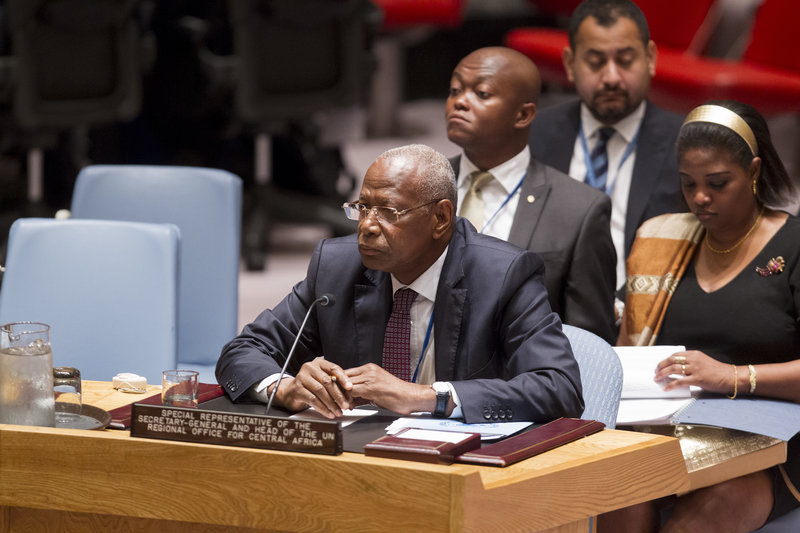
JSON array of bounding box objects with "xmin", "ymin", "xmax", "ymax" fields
[{"xmin": 0, "ymin": 381, "xmax": 690, "ymax": 532}]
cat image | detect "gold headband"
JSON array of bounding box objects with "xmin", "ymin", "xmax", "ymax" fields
[{"xmin": 682, "ymin": 105, "xmax": 758, "ymax": 156}]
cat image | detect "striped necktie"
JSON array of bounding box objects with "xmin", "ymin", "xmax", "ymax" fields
[{"xmin": 587, "ymin": 127, "xmax": 615, "ymax": 191}]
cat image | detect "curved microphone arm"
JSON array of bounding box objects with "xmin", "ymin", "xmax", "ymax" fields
[{"xmin": 265, "ymin": 294, "xmax": 335, "ymax": 415}]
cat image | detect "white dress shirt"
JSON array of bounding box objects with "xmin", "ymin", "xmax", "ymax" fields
[
  {"xmin": 567, "ymin": 101, "xmax": 646, "ymax": 287},
  {"xmin": 387, "ymin": 245, "xmax": 462, "ymax": 417},
  {"xmin": 456, "ymin": 146, "xmax": 530, "ymax": 239}
]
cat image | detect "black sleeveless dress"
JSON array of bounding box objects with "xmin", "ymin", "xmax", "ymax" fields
[{"xmin": 659, "ymin": 215, "xmax": 800, "ymax": 520}]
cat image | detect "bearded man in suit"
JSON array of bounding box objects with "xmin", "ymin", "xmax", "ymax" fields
[{"xmin": 529, "ymin": 0, "xmax": 685, "ymax": 290}]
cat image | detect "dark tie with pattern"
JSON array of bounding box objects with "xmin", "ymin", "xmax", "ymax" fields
[
  {"xmin": 587, "ymin": 126, "xmax": 615, "ymax": 191},
  {"xmin": 381, "ymin": 288, "xmax": 417, "ymax": 381}
]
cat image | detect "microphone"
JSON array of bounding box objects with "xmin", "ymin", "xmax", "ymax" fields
[{"xmin": 265, "ymin": 293, "xmax": 336, "ymax": 415}]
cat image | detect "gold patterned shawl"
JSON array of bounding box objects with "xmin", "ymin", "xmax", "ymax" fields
[{"xmin": 622, "ymin": 213, "xmax": 704, "ymax": 346}]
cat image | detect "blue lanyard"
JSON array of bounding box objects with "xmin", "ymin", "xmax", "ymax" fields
[
  {"xmin": 479, "ymin": 171, "xmax": 527, "ymax": 233},
  {"xmin": 410, "ymin": 308, "xmax": 435, "ymax": 383},
  {"xmin": 579, "ymin": 123, "xmax": 640, "ymax": 195}
]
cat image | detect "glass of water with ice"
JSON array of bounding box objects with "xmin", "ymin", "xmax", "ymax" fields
[{"xmin": 0, "ymin": 322, "xmax": 55, "ymax": 427}]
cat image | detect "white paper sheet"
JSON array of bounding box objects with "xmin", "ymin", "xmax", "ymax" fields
[
  {"xmin": 385, "ymin": 417, "xmax": 533, "ymax": 440},
  {"xmin": 614, "ymin": 345, "xmax": 698, "ymax": 399},
  {"xmin": 291, "ymin": 408, "xmax": 377, "ymax": 428}
]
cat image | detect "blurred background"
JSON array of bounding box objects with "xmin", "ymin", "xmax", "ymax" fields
[{"xmin": 0, "ymin": 0, "xmax": 797, "ymax": 330}]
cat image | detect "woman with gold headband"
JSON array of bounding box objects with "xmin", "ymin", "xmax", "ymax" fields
[{"xmin": 604, "ymin": 100, "xmax": 800, "ymax": 531}]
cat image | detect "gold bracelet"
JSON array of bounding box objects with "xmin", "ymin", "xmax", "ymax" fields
[
  {"xmin": 748, "ymin": 364, "xmax": 757, "ymax": 394},
  {"xmin": 727, "ymin": 364, "xmax": 738, "ymax": 399}
]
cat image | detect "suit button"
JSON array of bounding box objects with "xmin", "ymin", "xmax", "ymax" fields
[
  {"xmin": 506, "ymin": 409, "xmax": 513, "ymax": 419},
  {"xmin": 492, "ymin": 413, "xmax": 499, "ymax": 420},
  {"xmin": 483, "ymin": 410, "xmax": 491, "ymax": 420},
  {"xmin": 498, "ymin": 410, "xmax": 506, "ymax": 420},
  {"xmin": 230, "ymin": 384, "xmax": 238, "ymax": 391}
]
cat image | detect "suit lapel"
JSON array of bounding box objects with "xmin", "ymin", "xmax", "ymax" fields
[
  {"xmin": 433, "ymin": 221, "xmax": 468, "ymax": 381},
  {"xmin": 450, "ymin": 156, "xmax": 462, "ymax": 181},
  {"xmin": 543, "ymin": 102, "xmax": 581, "ymax": 173},
  {"xmin": 508, "ymin": 159, "xmax": 552, "ymax": 249},
  {"xmin": 354, "ymin": 268, "xmax": 392, "ymax": 366},
  {"xmin": 626, "ymin": 100, "xmax": 673, "ymax": 252}
]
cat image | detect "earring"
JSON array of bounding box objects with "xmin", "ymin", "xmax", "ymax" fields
[{"xmin": 752, "ymin": 180, "xmax": 758, "ymax": 196}]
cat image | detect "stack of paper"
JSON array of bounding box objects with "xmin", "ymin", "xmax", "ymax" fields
[{"xmin": 614, "ymin": 345, "xmax": 699, "ymax": 425}]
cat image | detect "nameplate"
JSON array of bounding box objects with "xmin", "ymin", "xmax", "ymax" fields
[{"xmin": 130, "ymin": 403, "xmax": 342, "ymax": 455}]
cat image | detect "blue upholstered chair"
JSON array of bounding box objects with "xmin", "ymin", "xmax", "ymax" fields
[
  {"xmin": 562, "ymin": 324, "xmax": 623, "ymax": 429},
  {"xmin": 0, "ymin": 218, "xmax": 180, "ymax": 384},
  {"xmin": 562, "ymin": 324, "xmax": 623, "ymax": 533},
  {"xmin": 70, "ymin": 165, "xmax": 242, "ymax": 384}
]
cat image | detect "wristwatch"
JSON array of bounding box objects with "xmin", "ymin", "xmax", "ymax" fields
[{"xmin": 431, "ymin": 382, "xmax": 451, "ymax": 418}]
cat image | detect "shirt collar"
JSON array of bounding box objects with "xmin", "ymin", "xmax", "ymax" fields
[
  {"xmin": 458, "ymin": 145, "xmax": 530, "ymax": 194},
  {"xmin": 580, "ymin": 100, "xmax": 646, "ymax": 143},
  {"xmin": 390, "ymin": 245, "xmax": 448, "ymax": 303}
]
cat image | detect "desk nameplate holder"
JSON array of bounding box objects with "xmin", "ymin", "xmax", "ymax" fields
[{"xmin": 130, "ymin": 403, "xmax": 342, "ymax": 455}]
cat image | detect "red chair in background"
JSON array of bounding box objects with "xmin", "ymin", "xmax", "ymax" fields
[
  {"xmin": 649, "ymin": 0, "xmax": 800, "ymax": 114},
  {"xmin": 504, "ymin": 0, "xmax": 717, "ymax": 87},
  {"xmin": 367, "ymin": 0, "xmax": 465, "ymax": 136},
  {"xmin": 375, "ymin": 0, "xmax": 464, "ymax": 30}
]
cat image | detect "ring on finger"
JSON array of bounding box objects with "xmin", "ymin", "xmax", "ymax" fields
[
  {"xmin": 674, "ymin": 355, "xmax": 687, "ymax": 365},
  {"xmin": 681, "ymin": 363, "xmax": 687, "ymax": 375}
]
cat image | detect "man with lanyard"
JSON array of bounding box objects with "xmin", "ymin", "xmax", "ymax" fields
[
  {"xmin": 217, "ymin": 144, "xmax": 583, "ymax": 423},
  {"xmin": 529, "ymin": 0, "xmax": 684, "ymax": 301},
  {"xmin": 447, "ymin": 46, "xmax": 616, "ymax": 344}
]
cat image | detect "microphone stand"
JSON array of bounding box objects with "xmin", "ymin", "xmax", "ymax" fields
[{"xmin": 265, "ymin": 294, "xmax": 334, "ymax": 415}]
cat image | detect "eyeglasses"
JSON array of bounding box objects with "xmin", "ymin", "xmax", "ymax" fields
[{"xmin": 342, "ymin": 200, "xmax": 440, "ymax": 224}]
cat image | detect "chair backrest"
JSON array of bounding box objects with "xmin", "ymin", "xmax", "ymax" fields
[
  {"xmin": 743, "ymin": 0, "xmax": 800, "ymax": 72},
  {"xmin": 229, "ymin": 0, "xmax": 374, "ymax": 124},
  {"xmin": 0, "ymin": 218, "xmax": 179, "ymax": 384},
  {"xmin": 637, "ymin": 0, "xmax": 718, "ymax": 53},
  {"xmin": 70, "ymin": 165, "xmax": 242, "ymax": 381},
  {"xmin": 4, "ymin": 0, "xmax": 143, "ymax": 129},
  {"xmin": 562, "ymin": 325, "xmax": 623, "ymax": 428}
]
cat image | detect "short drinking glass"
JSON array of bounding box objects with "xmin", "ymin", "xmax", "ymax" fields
[{"xmin": 162, "ymin": 370, "xmax": 199, "ymax": 408}]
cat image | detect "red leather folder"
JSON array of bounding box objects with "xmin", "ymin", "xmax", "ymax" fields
[
  {"xmin": 456, "ymin": 418, "xmax": 605, "ymax": 467},
  {"xmin": 364, "ymin": 428, "xmax": 482, "ymax": 464},
  {"xmin": 108, "ymin": 383, "xmax": 224, "ymax": 429}
]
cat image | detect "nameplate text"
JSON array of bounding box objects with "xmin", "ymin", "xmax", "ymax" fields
[{"xmin": 130, "ymin": 403, "xmax": 342, "ymax": 455}]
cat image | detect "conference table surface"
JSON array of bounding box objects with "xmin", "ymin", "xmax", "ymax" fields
[{"xmin": 0, "ymin": 382, "xmax": 786, "ymax": 533}]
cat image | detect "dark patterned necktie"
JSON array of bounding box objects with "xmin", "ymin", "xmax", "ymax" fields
[
  {"xmin": 587, "ymin": 126, "xmax": 615, "ymax": 191},
  {"xmin": 381, "ymin": 288, "xmax": 417, "ymax": 381}
]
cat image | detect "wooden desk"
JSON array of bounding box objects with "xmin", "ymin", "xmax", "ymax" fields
[{"xmin": 0, "ymin": 382, "xmax": 695, "ymax": 532}]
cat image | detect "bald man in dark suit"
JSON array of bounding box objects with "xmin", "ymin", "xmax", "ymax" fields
[{"xmin": 447, "ymin": 46, "xmax": 617, "ymax": 343}]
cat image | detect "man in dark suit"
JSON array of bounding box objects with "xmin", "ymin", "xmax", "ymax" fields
[
  {"xmin": 217, "ymin": 144, "xmax": 583, "ymax": 424},
  {"xmin": 529, "ymin": 0, "xmax": 684, "ymax": 290},
  {"xmin": 447, "ymin": 46, "xmax": 616, "ymax": 343}
]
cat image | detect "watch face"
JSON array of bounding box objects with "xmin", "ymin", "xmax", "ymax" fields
[{"xmin": 432, "ymin": 382, "xmax": 448, "ymax": 394}]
